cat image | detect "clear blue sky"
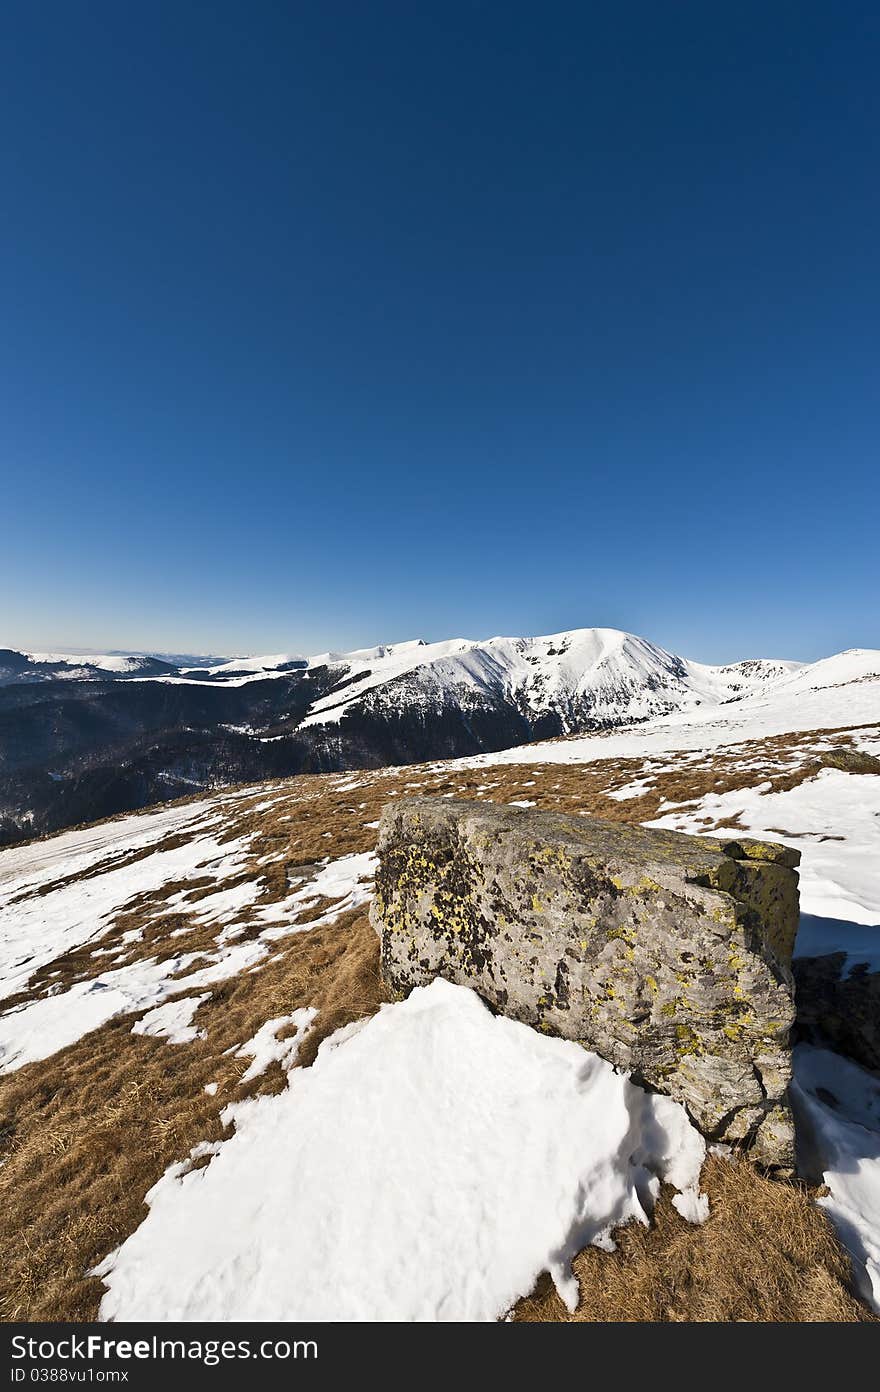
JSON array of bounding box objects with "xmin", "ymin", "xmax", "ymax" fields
[{"xmin": 2, "ymin": 2, "xmax": 877, "ymax": 662}]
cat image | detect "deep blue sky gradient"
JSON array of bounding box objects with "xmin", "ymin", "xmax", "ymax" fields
[{"xmin": 2, "ymin": 2, "xmax": 878, "ymax": 661}]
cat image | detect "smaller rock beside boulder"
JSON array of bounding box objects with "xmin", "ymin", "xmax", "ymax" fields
[
  {"xmin": 370, "ymin": 797, "xmax": 801, "ymax": 1167},
  {"xmin": 795, "ymin": 953, "xmax": 880, "ymax": 1074}
]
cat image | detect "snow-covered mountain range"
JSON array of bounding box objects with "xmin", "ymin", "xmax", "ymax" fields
[
  {"xmin": 51, "ymin": 628, "xmax": 880, "ymax": 726},
  {"xmin": 0, "ymin": 649, "xmax": 229, "ymax": 684},
  {"xmin": 1, "ymin": 627, "xmax": 877, "ymax": 847},
  {"xmin": 0, "ymin": 626, "xmax": 834, "ymax": 720},
  {"xmin": 292, "ymin": 629, "xmax": 805, "ymax": 730}
]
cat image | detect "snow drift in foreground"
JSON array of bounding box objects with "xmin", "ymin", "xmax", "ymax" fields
[{"xmin": 96, "ymin": 979, "xmax": 706, "ymax": 1322}]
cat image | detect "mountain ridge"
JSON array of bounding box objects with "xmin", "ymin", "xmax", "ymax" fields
[
  {"xmin": 1, "ymin": 625, "xmax": 806, "ymax": 693},
  {"xmin": 0, "ymin": 627, "xmax": 875, "ymax": 848}
]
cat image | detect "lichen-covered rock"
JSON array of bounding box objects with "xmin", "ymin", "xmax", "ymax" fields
[
  {"xmin": 794, "ymin": 952, "xmax": 880, "ymax": 1074},
  {"xmin": 370, "ymin": 798, "xmax": 800, "ymax": 1167}
]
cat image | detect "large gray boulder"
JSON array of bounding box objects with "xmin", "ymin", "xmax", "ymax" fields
[{"xmin": 370, "ymin": 798, "xmax": 801, "ymax": 1167}]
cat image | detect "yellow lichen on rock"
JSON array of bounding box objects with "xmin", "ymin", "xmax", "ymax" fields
[{"xmin": 370, "ymin": 797, "xmax": 800, "ymax": 1167}]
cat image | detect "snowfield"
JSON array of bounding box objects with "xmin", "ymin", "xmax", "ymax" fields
[{"xmin": 96, "ymin": 979, "xmax": 706, "ymax": 1321}]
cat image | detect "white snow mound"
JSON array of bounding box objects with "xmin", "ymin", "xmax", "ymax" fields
[{"xmin": 96, "ymin": 978, "xmax": 706, "ymax": 1321}]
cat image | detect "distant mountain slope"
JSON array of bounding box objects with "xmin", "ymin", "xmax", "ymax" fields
[
  {"xmin": 0, "ymin": 650, "xmax": 181, "ymax": 684},
  {"xmin": 297, "ymin": 629, "xmax": 804, "ymax": 730},
  {"xmin": 0, "ymin": 626, "xmax": 875, "ymax": 845}
]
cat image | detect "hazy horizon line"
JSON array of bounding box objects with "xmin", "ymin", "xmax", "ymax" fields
[{"xmin": 4, "ymin": 625, "xmax": 874, "ymax": 670}]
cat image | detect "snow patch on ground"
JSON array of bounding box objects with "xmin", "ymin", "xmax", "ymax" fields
[
  {"xmin": 257, "ymin": 852, "xmax": 376, "ymax": 934},
  {"xmin": 647, "ymin": 768, "xmax": 880, "ymax": 961},
  {"xmin": 792, "ymin": 1044, "xmax": 880, "ymax": 1312},
  {"xmin": 132, "ymin": 995, "xmax": 210, "ymax": 1045},
  {"xmin": 234, "ymin": 1009, "xmax": 317, "ymax": 1083},
  {"xmin": 95, "ymin": 979, "xmax": 705, "ymax": 1322},
  {"xmin": 0, "ymin": 954, "xmax": 193, "ymax": 1073},
  {"xmin": 171, "ymin": 880, "xmax": 262, "ymax": 924},
  {"xmin": 0, "ymin": 848, "xmax": 375, "ymax": 1075},
  {"xmin": 0, "ymin": 827, "xmax": 251, "ymax": 1005},
  {"xmin": 464, "ymin": 675, "xmax": 880, "ymax": 769},
  {"xmin": 0, "ymin": 801, "xmax": 218, "ymax": 898}
]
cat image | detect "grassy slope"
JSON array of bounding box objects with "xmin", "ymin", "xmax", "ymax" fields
[{"xmin": 1, "ymin": 724, "xmax": 877, "ymax": 1321}]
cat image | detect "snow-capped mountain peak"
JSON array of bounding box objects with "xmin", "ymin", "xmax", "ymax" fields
[{"xmin": 298, "ymin": 626, "xmax": 810, "ymax": 732}]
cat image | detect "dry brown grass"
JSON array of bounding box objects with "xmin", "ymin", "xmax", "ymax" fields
[
  {"xmin": 1, "ymin": 723, "xmax": 877, "ymax": 1321},
  {"xmin": 514, "ymin": 1154, "xmax": 874, "ymax": 1323},
  {"xmin": 0, "ymin": 908, "xmax": 385, "ymax": 1321}
]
